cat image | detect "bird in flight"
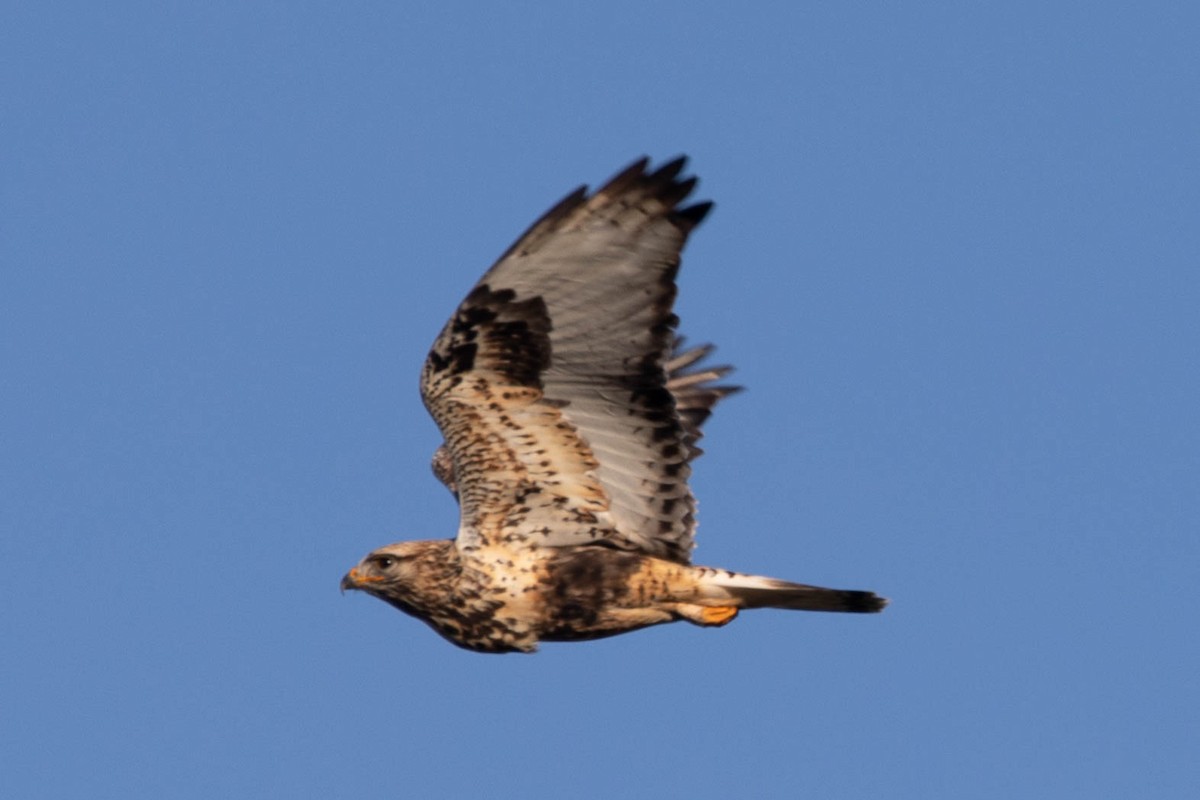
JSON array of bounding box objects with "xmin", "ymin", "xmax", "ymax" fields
[{"xmin": 341, "ymin": 157, "xmax": 887, "ymax": 653}]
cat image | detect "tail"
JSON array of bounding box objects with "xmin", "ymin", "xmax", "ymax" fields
[{"xmin": 703, "ymin": 570, "xmax": 888, "ymax": 614}]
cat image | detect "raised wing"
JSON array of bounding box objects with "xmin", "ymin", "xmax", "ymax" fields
[
  {"xmin": 429, "ymin": 338, "xmax": 739, "ymax": 497},
  {"xmin": 420, "ymin": 157, "xmax": 727, "ymax": 563}
]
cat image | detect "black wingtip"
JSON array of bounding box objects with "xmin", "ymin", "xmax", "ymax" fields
[
  {"xmin": 649, "ymin": 155, "xmax": 689, "ymax": 183},
  {"xmin": 601, "ymin": 156, "xmax": 653, "ymax": 195},
  {"xmin": 676, "ymin": 200, "xmax": 713, "ymax": 228},
  {"xmin": 598, "ymin": 156, "xmax": 711, "ymax": 231}
]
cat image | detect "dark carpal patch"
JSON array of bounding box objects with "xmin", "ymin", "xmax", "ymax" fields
[{"xmin": 426, "ymin": 284, "xmax": 552, "ymax": 389}]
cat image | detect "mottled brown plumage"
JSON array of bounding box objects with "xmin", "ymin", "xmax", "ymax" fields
[{"xmin": 341, "ymin": 157, "xmax": 887, "ymax": 653}]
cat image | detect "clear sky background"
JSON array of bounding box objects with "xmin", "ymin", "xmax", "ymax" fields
[{"xmin": 3, "ymin": 2, "xmax": 1198, "ymax": 798}]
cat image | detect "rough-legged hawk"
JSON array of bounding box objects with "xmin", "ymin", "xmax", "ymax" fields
[{"xmin": 341, "ymin": 157, "xmax": 887, "ymax": 653}]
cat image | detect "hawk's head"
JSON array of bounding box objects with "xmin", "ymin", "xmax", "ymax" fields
[{"xmin": 339, "ymin": 541, "xmax": 430, "ymax": 596}]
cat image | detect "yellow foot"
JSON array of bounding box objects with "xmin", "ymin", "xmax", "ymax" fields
[{"xmin": 699, "ymin": 605, "xmax": 739, "ymax": 626}]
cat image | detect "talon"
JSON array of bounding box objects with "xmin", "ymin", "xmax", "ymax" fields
[{"xmin": 700, "ymin": 605, "xmax": 738, "ymax": 625}]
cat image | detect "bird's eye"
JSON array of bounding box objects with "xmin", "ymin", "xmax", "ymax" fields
[{"xmin": 375, "ymin": 556, "xmax": 396, "ymax": 569}]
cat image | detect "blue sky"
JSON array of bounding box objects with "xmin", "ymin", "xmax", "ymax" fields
[{"xmin": 3, "ymin": 2, "xmax": 1198, "ymax": 797}]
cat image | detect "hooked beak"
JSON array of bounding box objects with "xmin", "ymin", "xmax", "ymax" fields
[{"xmin": 341, "ymin": 566, "xmax": 386, "ymax": 594}]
